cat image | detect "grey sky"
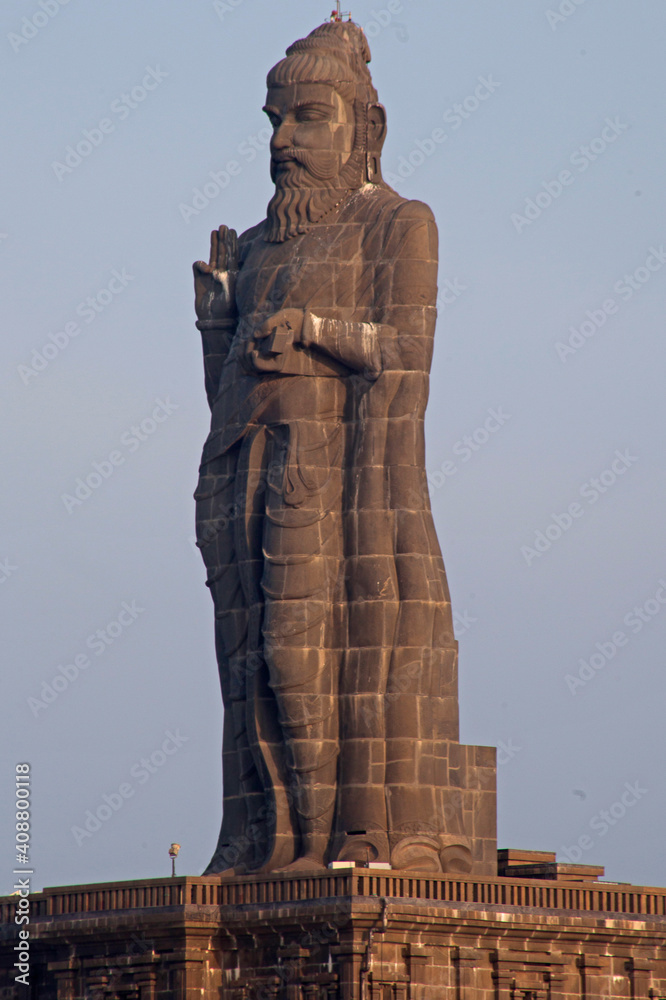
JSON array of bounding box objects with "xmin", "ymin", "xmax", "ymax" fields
[{"xmin": 2, "ymin": 0, "xmax": 665, "ymax": 892}]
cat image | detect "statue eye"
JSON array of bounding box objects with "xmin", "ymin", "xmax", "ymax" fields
[{"xmin": 296, "ymin": 108, "xmax": 330, "ymax": 123}]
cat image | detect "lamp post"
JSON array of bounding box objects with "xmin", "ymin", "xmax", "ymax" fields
[
  {"xmin": 168, "ymin": 843, "xmax": 180, "ymax": 877},
  {"xmin": 330, "ymin": 2, "xmax": 351, "ymax": 22}
]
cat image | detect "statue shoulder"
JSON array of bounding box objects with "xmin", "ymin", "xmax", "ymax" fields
[
  {"xmin": 388, "ymin": 197, "xmax": 437, "ymax": 228},
  {"xmin": 238, "ymin": 220, "xmax": 266, "ymax": 247},
  {"xmin": 381, "ymin": 196, "xmax": 438, "ymax": 262},
  {"xmin": 355, "ymin": 186, "xmax": 437, "ymax": 234},
  {"xmin": 239, "ymin": 221, "xmax": 265, "ymax": 246},
  {"xmin": 237, "ymin": 220, "xmax": 267, "ymax": 265}
]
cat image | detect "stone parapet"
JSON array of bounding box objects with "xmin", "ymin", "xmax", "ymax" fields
[{"xmin": 1, "ymin": 873, "xmax": 665, "ymax": 999}]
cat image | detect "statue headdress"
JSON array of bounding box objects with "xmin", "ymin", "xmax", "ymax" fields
[{"xmin": 267, "ymin": 21, "xmax": 378, "ymax": 106}]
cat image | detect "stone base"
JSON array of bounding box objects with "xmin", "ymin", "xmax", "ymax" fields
[
  {"xmin": 450, "ymin": 743, "xmax": 497, "ymax": 875},
  {"xmin": 2, "ymin": 871, "xmax": 666, "ymax": 999}
]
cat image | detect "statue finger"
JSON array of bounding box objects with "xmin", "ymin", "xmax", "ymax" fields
[
  {"xmin": 227, "ymin": 228, "xmax": 239, "ymax": 271},
  {"xmin": 216, "ymin": 225, "xmax": 229, "ymax": 271},
  {"xmin": 209, "ymin": 229, "xmax": 219, "ymax": 268}
]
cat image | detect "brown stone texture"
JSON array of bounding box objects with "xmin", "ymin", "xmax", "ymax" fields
[
  {"xmin": 498, "ymin": 850, "xmax": 606, "ymax": 882},
  {"xmin": 193, "ymin": 18, "xmax": 496, "ymax": 877},
  {"xmin": 2, "ymin": 872, "xmax": 665, "ymax": 998}
]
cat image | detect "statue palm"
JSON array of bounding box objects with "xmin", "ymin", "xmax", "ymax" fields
[{"xmin": 193, "ymin": 225, "xmax": 238, "ymax": 324}]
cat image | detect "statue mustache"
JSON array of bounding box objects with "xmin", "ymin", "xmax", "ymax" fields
[{"xmin": 272, "ymin": 149, "xmax": 340, "ymax": 182}]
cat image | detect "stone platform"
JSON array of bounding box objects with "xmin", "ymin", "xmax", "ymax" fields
[{"xmin": 2, "ymin": 867, "xmax": 666, "ymax": 999}]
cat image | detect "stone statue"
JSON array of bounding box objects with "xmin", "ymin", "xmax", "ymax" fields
[{"xmin": 194, "ymin": 18, "xmax": 497, "ymax": 876}]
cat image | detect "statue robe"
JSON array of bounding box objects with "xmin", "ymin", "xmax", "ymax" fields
[{"xmin": 196, "ymin": 182, "xmax": 464, "ymax": 873}]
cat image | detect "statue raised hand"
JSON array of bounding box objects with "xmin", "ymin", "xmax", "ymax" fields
[
  {"xmin": 193, "ymin": 226, "xmax": 239, "ymax": 408},
  {"xmin": 193, "ymin": 225, "xmax": 239, "ymax": 327}
]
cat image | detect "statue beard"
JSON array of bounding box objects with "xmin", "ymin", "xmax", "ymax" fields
[{"xmin": 265, "ymin": 145, "xmax": 366, "ymax": 243}]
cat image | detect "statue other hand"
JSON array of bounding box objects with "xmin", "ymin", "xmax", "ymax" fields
[
  {"xmin": 193, "ymin": 226, "xmax": 239, "ymax": 324},
  {"xmin": 247, "ymin": 309, "xmax": 304, "ymax": 372},
  {"xmin": 254, "ymin": 309, "xmax": 304, "ymax": 351}
]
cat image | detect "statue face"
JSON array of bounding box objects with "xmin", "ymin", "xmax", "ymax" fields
[{"xmin": 263, "ymin": 82, "xmax": 356, "ymax": 188}]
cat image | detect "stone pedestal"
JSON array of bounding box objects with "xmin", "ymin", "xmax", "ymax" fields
[{"xmin": 2, "ymin": 871, "xmax": 666, "ymax": 999}]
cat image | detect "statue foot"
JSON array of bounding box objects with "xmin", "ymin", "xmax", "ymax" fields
[
  {"xmin": 390, "ymin": 836, "xmax": 443, "ymax": 873},
  {"xmin": 202, "ymin": 851, "xmax": 249, "ymax": 877},
  {"xmin": 202, "ymin": 862, "xmax": 247, "ymax": 877},
  {"xmin": 335, "ymin": 832, "xmax": 389, "ymax": 866},
  {"xmin": 389, "ymin": 836, "xmax": 474, "ymax": 874},
  {"xmin": 276, "ymin": 854, "xmax": 327, "ymax": 873},
  {"xmin": 439, "ymin": 843, "xmax": 473, "ymax": 874}
]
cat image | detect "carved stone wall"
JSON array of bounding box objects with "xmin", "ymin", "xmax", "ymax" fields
[{"xmin": 1, "ymin": 873, "xmax": 665, "ymax": 999}]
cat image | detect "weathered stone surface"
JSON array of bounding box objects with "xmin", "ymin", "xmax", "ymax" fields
[
  {"xmin": 193, "ymin": 17, "xmax": 495, "ymax": 877},
  {"xmin": 2, "ymin": 873, "xmax": 665, "ymax": 998}
]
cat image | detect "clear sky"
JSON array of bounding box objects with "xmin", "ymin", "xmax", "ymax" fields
[{"xmin": 2, "ymin": 0, "xmax": 665, "ymax": 893}]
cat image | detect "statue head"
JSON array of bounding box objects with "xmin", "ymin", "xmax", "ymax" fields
[{"xmin": 264, "ymin": 21, "xmax": 387, "ymax": 241}]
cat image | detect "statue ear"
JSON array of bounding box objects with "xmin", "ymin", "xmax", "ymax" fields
[{"xmin": 366, "ymin": 102, "xmax": 387, "ymax": 182}]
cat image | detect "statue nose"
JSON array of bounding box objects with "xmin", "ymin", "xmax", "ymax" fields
[{"xmin": 271, "ymin": 122, "xmax": 296, "ymax": 150}]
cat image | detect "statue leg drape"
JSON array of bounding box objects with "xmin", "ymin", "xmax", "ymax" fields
[
  {"xmin": 196, "ymin": 445, "xmax": 267, "ymax": 873},
  {"xmin": 260, "ymin": 420, "xmax": 344, "ymax": 868}
]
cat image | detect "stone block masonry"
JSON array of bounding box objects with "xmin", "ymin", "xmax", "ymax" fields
[{"xmin": 1, "ymin": 870, "xmax": 665, "ymax": 998}]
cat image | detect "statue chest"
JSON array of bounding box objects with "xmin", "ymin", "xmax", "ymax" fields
[{"xmin": 236, "ymin": 222, "xmax": 368, "ymax": 319}]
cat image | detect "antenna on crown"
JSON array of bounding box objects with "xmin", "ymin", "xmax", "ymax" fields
[{"xmin": 330, "ymin": 1, "xmax": 352, "ymax": 22}]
